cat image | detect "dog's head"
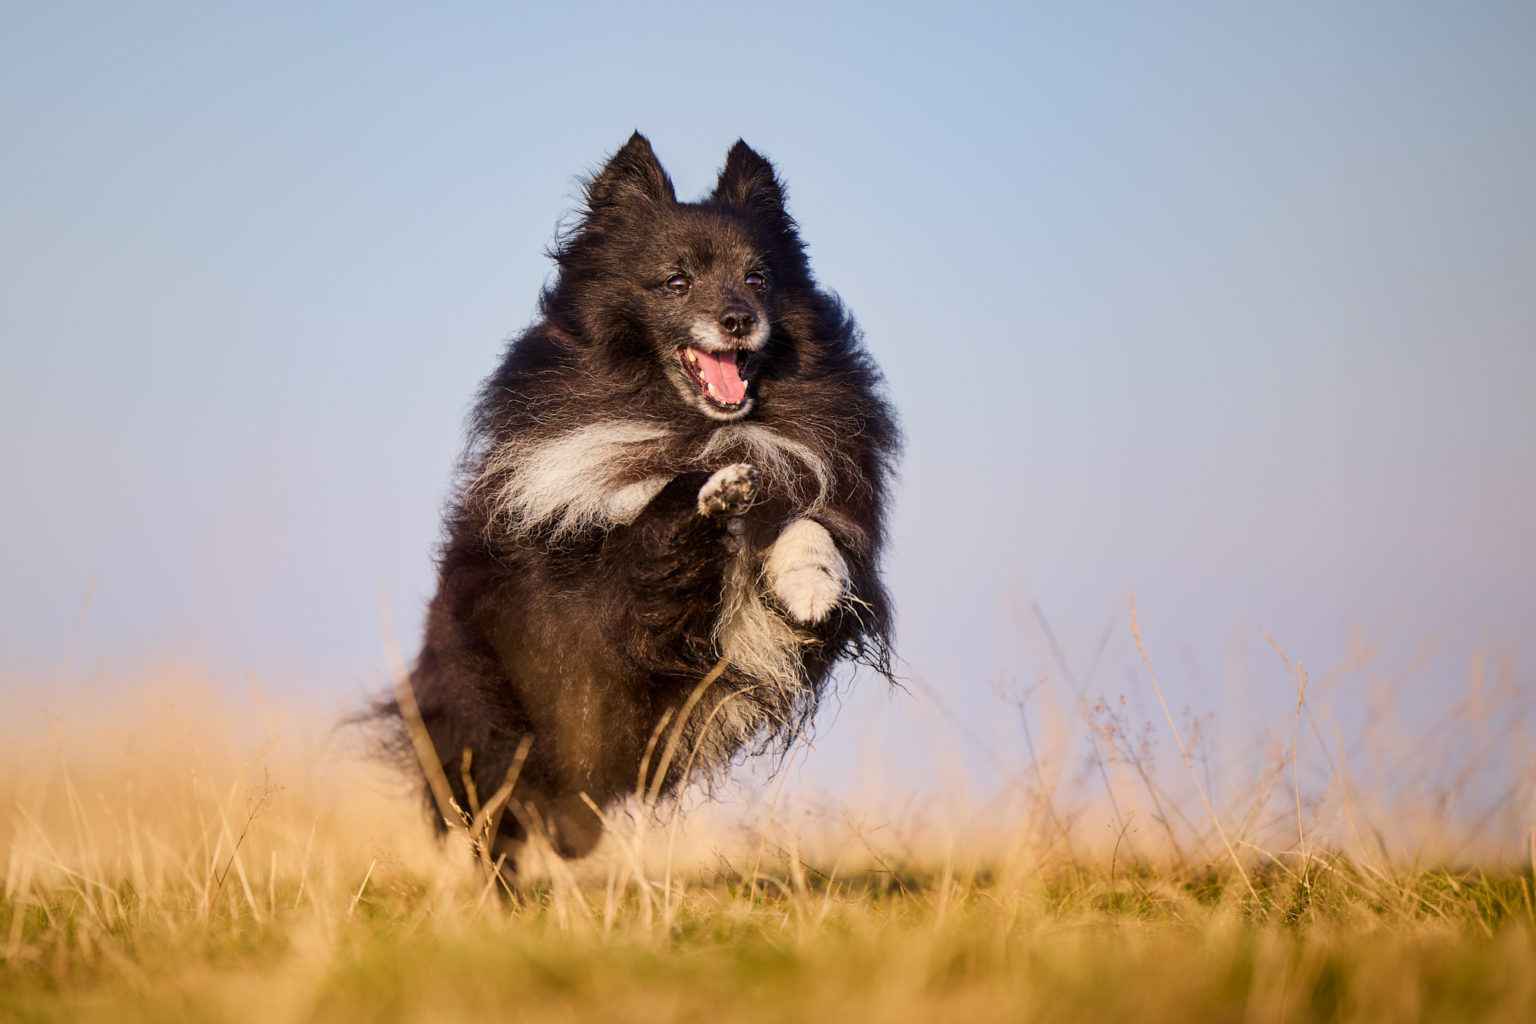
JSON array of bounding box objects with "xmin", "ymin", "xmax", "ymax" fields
[{"xmin": 547, "ymin": 133, "xmax": 812, "ymax": 421}]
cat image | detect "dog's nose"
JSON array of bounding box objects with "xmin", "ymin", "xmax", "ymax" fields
[{"xmin": 719, "ymin": 307, "xmax": 757, "ymax": 338}]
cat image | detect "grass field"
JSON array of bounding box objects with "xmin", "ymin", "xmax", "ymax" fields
[{"xmin": 3, "ymin": 631, "xmax": 1532, "ymax": 1023}]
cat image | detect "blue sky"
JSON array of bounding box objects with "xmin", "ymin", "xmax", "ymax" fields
[{"xmin": 3, "ymin": 3, "xmax": 1533, "ymax": 803}]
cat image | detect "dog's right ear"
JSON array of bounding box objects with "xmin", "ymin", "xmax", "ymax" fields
[
  {"xmin": 712, "ymin": 141, "xmax": 787, "ymax": 216},
  {"xmin": 584, "ymin": 132, "xmax": 677, "ymax": 213}
]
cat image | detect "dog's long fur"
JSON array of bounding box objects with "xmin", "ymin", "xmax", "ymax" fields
[{"xmin": 380, "ymin": 134, "xmax": 898, "ymax": 864}]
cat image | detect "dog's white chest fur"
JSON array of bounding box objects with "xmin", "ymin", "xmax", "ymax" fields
[
  {"xmin": 477, "ymin": 421, "xmax": 673, "ymax": 542},
  {"xmin": 479, "ymin": 419, "xmax": 833, "ymax": 539}
]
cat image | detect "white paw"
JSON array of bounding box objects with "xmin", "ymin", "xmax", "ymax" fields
[
  {"xmin": 698, "ymin": 463, "xmax": 758, "ymax": 518},
  {"xmin": 764, "ymin": 518, "xmax": 848, "ymax": 624}
]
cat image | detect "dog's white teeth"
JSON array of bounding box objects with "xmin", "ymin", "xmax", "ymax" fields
[{"xmin": 705, "ymin": 382, "xmax": 718, "ymax": 398}]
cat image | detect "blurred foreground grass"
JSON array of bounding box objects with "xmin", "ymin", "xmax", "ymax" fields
[
  {"xmin": 5, "ymin": 862, "xmax": 1534, "ymax": 1023},
  {"xmin": 4, "ymin": 829, "xmax": 1533, "ymax": 1023},
  {"xmin": 2, "ymin": 640, "xmax": 1532, "ymax": 1023}
]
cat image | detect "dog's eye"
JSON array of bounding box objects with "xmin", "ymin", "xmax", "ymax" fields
[
  {"xmin": 745, "ymin": 272, "xmax": 766, "ymax": 290},
  {"xmin": 666, "ymin": 275, "xmax": 692, "ymax": 295}
]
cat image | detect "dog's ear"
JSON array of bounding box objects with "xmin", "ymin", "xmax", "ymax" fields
[
  {"xmin": 585, "ymin": 132, "xmax": 677, "ymax": 212},
  {"xmin": 712, "ymin": 141, "xmax": 787, "ymax": 216}
]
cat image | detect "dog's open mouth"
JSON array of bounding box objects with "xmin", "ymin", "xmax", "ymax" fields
[{"xmin": 680, "ymin": 346, "xmax": 752, "ymax": 409}]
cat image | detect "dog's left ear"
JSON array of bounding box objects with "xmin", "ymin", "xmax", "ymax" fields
[
  {"xmin": 712, "ymin": 141, "xmax": 788, "ymax": 217},
  {"xmin": 586, "ymin": 132, "xmax": 678, "ymax": 214}
]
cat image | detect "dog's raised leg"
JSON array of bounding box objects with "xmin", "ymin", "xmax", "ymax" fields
[
  {"xmin": 601, "ymin": 463, "xmax": 758, "ymax": 626},
  {"xmin": 697, "ymin": 463, "xmax": 758, "ymax": 519},
  {"xmin": 764, "ymin": 518, "xmax": 848, "ymax": 624}
]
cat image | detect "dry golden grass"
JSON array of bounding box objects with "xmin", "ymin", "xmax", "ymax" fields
[{"xmin": 2, "ymin": 621, "xmax": 1532, "ymax": 1023}]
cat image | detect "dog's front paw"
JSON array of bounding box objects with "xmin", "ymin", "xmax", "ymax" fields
[
  {"xmin": 764, "ymin": 518, "xmax": 848, "ymax": 624},
  {"xmin": 698, "ymin": 463, "xmax": 758, "ymax": 519}
]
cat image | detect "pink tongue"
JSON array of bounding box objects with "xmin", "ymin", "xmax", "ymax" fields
[{"xmin": 694, "ymin": 348, "xmax": 747, "ymax": 404}]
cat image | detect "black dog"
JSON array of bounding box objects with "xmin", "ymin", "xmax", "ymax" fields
[{"xmin": 384, "ymin": 133, "xmax": 898, "ymax": 866}]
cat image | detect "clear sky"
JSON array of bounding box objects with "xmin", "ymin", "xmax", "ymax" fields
[{"xmin": 2, "ymin": 3, "xmax": 1533, "ymax": 806}]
